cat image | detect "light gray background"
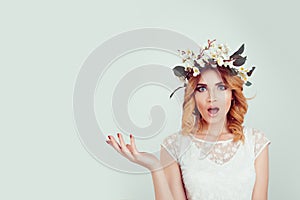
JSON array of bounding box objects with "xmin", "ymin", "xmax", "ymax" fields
[{"xmin": 1, "ymin": 0, "xmax": 299, "ymax": 199}]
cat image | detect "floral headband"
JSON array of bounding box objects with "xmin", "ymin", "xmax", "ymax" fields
[{"xmin": 169, "ymin": 39, "xmax": 255, "ymax": 98}]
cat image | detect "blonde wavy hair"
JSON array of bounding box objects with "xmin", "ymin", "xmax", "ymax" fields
[{"xmin": 181, "ymin": 66, "xmax": 249, "ymax": 143}]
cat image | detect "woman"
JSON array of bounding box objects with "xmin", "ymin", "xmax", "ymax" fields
[{"xmin": 106, "ymin": 40, "xmax": 270, "ymax": 200}]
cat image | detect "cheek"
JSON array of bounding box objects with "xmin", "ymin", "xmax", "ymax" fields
[
  {"xmin": 224, "ymin": 92, "xmax": 232, "ymax": 110},
  {"xmin": 216, "ymin": 91, "xmax": 232, "ymax": 107},
  {"xmin": 194, "ymin": 93, "xmax": 206, "ymax": 110},
  {"xmin": 216, "ymin": 90, "xmax": 231, "ymax": 100}
]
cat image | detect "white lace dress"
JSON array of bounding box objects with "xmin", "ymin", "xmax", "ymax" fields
[{"xmin": 161, "ymin": 127, "xmax": 270, "ymax": 200}]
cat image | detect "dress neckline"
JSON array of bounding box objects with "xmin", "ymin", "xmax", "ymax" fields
[{"xmin": 189, "ymin": 133, "xmax": 234, "ymax": 144}]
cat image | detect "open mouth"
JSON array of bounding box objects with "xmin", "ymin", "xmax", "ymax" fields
[{"xmin": 207, "ymin": 107, "xmax": 219, "ymax": 115}]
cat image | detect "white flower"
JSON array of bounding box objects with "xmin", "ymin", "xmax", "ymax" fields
[
  {"xmin": 216, "ymin": 48, "xmax": 222, "ymax": 55},
  {"xmin": 224, "ymin": 60, "xmax": 235, "ymax": 68},
  {"xmin": 210, "ymin": 52, "xmax": 217, "ymax": 59},
  {"xmin": 184, "ymin": 49, "xmax": 196, "ymax": 60},
  {"xmin": 216, "ymin": 57, "xmax": 224, "ymax": 66},
  {"xmin": 211, "ymin": 63, "xmax": 218, "ymax": 68},
  {"xmin": 217, "ymin": 43, "xmax": 230, "ymax": 55},
  {"xmin": 184, "ymin": 65, "xmax": 189, "ymax": 71},
  {"xmin": 239, "ymin": 72, "xmax": 248, "ymax": 82},
  {"xmin": 239, "ymin": 67, "xmax": 248, "ymax": 73},
  {"xmin": 184, "ymin": 62, "xmax": 194, "ymax": 71},
  {"xmin": 223, "ymin": 44, "xmax": 230, "ymax": 54},
  {"xmin": 238, "ymin": 67, "xmax": 250, "ymax": 82},
  {"xmin": 192, "ymin": 67, "xmax": 200, "ymax": 76}
]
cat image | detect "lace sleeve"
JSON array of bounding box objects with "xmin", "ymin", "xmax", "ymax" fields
[
  {"xmin": 161, "ymin": 133, "xmax": 178, "ymax": 162},
  {"xmin": 252, "ymin": 128, "xmax": 271, "ymax": 159}
]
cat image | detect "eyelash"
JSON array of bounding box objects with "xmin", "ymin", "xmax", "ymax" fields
[
  {"xmin": 195, "ymin": 85, "xmax": 227, "ymax": 92},
  {"xmin": 218, "ymin": 85, "xmax": 227, "ymax": 91},
  {"xmin": 195, "ymin": 86, "xmax": 206, "ymax": 92}
]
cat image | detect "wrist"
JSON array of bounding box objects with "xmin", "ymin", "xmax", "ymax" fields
[{"xmin": 148, "ymin": 162, "xmax": 163, "ymax": 173}]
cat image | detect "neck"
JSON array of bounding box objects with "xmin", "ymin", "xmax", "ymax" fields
[{"xmin": 197, "ymin": 119, "xmax": 230, "ymax": 135}]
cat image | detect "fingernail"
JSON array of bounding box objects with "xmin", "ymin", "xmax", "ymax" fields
[
  {"xmin": 108, "ymin": 135, "xmax": 111, "ymax": 139},
  {"xmin": 117, "ymin": 133, "xmax": 120, "ymax": 138},
  {"xmin": 106, "ymin": 140, "xmax": 110, "ymax": 144},
  {"xmin": 130, "ymin": 134, "xmax": 132, "ymax": 138}
]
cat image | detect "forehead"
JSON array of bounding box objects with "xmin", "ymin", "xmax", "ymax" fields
[{"xmin": 198, "ymin": 69, "xmax": 223, "ymax": 84}]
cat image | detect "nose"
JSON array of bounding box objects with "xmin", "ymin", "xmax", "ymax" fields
[{"xmin": 208, "ymin": 90, "xmax": 217, "ymax": 102}]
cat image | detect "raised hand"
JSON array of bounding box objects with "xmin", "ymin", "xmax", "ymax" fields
[{"xmin": 106, "ymin": 133, "xmax": 162, "ymax": 172}]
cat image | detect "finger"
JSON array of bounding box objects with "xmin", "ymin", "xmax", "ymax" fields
[
  {"xmin": 116, "ymin": 133, "xmax": 136, "ymax": 161},
  {"xmin": 107, "ymin": 135, "xmax": 122, "ymax": 153},
  {"xmin": 108, "ymin": 135, "xmax": 135, "ymax": 162},
  {"xmin": 117, "ymin": 133, "xmax": 128, "ymax": 152},
  {"xmin": 130, "ymin": 134, "xmax": 139, "ymax": 154},
  {"xmin": 116, "ymin": 133, "xmax": 129, "ymax": 151},
  {"xmin": 117, "ymin": 133, "xmax": 127, "ymax": 149},
  {"xmin": 124, "ymin": 144, "xmax": 136, "ymax": 159},
  {"xmin": 106, "ymin": 137, "xmax": 115, "ymax": 146},
  {"xmin": 125, "ymin": 144, "xmax": 139, "ymax": 158},
  {"xmin": 126, "ymin": 144, "xmax": 134, "ymax": 152}
]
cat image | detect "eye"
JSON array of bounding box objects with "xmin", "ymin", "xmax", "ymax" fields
[
  {"xmin": 195, "ymin": 86, "xmax": 207, "ymax": 92},
  {"xmin": 217, "ymin": 85, "xmax": 227, "ymax": 91}
]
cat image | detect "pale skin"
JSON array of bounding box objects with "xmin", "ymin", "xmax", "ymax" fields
[{"xmin": 106, "ymin": 69, "xmax": 269, "ymax": 200}]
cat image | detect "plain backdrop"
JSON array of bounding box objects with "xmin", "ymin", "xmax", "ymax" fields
[{"xmin": 1, "ymin": 0, "xmax": 300, "ymax": 199}]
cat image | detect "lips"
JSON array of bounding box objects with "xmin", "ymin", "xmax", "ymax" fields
[{"xmin": 207, "ymin": 107, "xmax": 219, "ymax": 116}]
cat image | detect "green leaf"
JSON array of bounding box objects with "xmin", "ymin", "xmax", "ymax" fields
[
  {"xmin": 230, "ymin": 54, "xmax": 241, "ymax": 60},
  {"xmin": 172, "ymin": 66, "xmax": 186, "ymax": 77},
  {"xmin": 246, "ymin": 66, "xmax": 256, "ymax": 77},
  {"xmin": 233, "ymin": 56, "xmax": 247, "ymax": 66},
  {"xmin": 230, "ymin": 44, "xmax": 245, "ymax": 59},
  {"xmin": 245, "ymin": 81, "xmax": 252, "ymax": 86},
  {"xmin": 229, "ymin": 67, "xmax": 238, "ymax": 76}
]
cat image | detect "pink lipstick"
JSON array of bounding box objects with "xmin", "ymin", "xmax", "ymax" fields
[{"xmin": 207, "ymin": 107, "xmax": 219, "ymax": 117}]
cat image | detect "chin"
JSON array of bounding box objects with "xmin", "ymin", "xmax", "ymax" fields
[{"xmin": 202, "ymin": 116, "xmax": 226, "ymax": 125}]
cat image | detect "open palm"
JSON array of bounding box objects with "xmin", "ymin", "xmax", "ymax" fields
[{"xmin": 106, "ymin": 133, "xmax": 161, "ymax": 171}]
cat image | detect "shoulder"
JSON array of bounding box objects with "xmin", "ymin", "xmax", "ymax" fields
[
  {"xmin": 162, "ymin": 132, "xmax": 180, "ymax": 144},
  {"xmin": 161, "ymin": 131, "xmax": 191, "ymax": 162},
  {"xmin": 243, "ymin": 126, "xmax": 271, "ymax": 159},
  {"xmin": 161, "ymin": 132, "xmax": 181, "ymax": 162},
  {"xmin": 161, "ymin": 131, "xmax": 191, "ymax": 147},
  {"xmin": 244, "ymin": 127, "xmax": 270, "ymax": 144}
]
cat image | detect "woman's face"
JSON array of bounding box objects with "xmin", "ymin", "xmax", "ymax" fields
[{"xmin": 194, "ymin": 69, "xmax": 232, "ymax": 126}]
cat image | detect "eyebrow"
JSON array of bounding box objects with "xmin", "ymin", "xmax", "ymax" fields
[{"xmin": 196, "ymin": 82, "xmax": 224, "ymax": 86}]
